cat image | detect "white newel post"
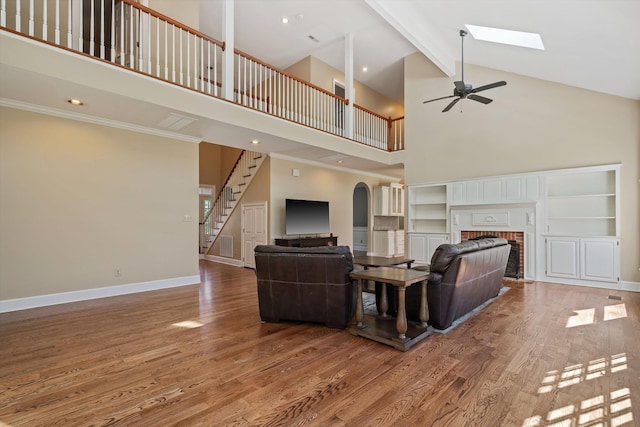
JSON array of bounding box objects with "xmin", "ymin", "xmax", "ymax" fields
[
  {"xmin": 344, "ymin": 32, "xmax": 354, "ymax": 139},
  {"xmin": 221, "ymin": 0, "xmax": 234, "ymax": 101}
]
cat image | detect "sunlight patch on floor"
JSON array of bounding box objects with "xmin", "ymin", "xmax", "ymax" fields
[
  {"xmin": 566, "ymin": 308, "xmax": 595, "ymax": 328},
  {"xmin": 537, "ymin": 354, "xmax": 627, "ymax": 394},
  {"xmin": 172, "ymin": 320, "xmax": 203, "ymax": 328},
  {"xmin": 523, "ymin": 387, "xmax": 633, "ymax": 426},
  {"xmin": 525, "ymin": 352, "xmax": 634, "ymax": 427},
  {"xmin": 566, "ymin": 303, "xmax": 627, "ymax": 328},
  {"xmin": 604, "ymin": 303, "xmax": 627, "ymax": 321}
]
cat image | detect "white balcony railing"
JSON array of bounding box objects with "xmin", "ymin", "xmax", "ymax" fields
[{"xmin": 1, "ymin": 0, "xmax": 404, "ymax": 151}]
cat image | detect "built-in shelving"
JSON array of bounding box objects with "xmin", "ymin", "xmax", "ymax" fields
[
  {"xmin": 408, "ymin": 185, "xmax": 447, "ymax": 233},
  {"xmin": 545, "ymin": 169, "xmax": 618, "ymax": 236}
]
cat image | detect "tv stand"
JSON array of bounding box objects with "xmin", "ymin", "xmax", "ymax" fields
[{"xmin": 275, "ymin": 236, "xmax": 338, "ymax": 247}]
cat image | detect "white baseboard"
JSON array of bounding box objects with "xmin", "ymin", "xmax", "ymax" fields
[
  {"xmin": 204, "ymin": 254, "xmax": 245, "ymax": 267},
  {"xmin": 0, "ymin": 275, "xmax": 200, "ymax": 313},
  {"xmin": 620, "ymin": 280, "xmax": 640, "ymax": 293},
  {"xmin": 547, "ymin": 278, "xmax": 640, "ymax": 293}
]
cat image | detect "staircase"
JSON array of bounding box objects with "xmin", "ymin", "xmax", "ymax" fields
[{"xmin": 200, "ymin": 150, "xmax": 265, "ymax": 254}]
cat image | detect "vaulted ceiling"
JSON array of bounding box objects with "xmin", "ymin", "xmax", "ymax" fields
[{"xmin": 201, "ymin": 0, "xmax": 640, "ymax": 103}]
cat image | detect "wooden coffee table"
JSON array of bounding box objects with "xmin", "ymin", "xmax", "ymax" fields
[
  {"xmin": 353, "ymin": 255, "xmax": 414, "ymax": 269},
  {"xmin": 349, "ymin": 267, "xmax": 432, "ymax": 351}
]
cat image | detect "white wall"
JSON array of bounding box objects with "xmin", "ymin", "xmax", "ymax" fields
[
  {"xmin": 0, "ymin": 108, "xmax": 200, "ymax": 302},
  {"xmin": 402, "ymin": 53, "xmax": 640, "ymax": 283}
]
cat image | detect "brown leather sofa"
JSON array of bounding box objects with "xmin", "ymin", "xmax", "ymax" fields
[
  {"xmin": 378, "ymin": 238, "xmax": 510, "ymax": 330},
  {"xmin": 254, "ymin": 245, "xmax": 355, "ymax": 329}
]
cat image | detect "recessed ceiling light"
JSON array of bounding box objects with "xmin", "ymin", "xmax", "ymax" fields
[
  {"xmin": 336, "ymin": 160, "xmax": 344, "ymax": 164},
  {"xmin": 251, "ymin": 139, "xmax": 260, "ymax": 145},
  {"xmin": 67, "ymin": 99, "xmax": 84, "ymax": 106},
  {"xmin": 281, "ymin": 17, "xmax": 289, "ymax": 24},
  {"xmin": 465, "ymin": 24, "xmax": 545, "ymax": 50},
  {"xmin": 362, "ymin": 67, "xmax": 368, "ymax": 72}
]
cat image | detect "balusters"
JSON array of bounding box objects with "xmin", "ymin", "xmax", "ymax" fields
[
  {"xmin": 2, "ymin": 1, "xmax": 401, "ymax": 151},
  {"xmin": 28, "ymin": 0, "xmax": 33, "ymax": 36}
]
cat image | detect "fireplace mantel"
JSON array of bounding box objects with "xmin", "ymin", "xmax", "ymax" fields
[{"xmin": 450, "ymin": 204, "xmax": 537, "ymax": 280}]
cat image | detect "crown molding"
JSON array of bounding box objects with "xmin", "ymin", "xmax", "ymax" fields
[{"xmin": 0, "ymin": 97, "xmax": 202, "ymax": 144}]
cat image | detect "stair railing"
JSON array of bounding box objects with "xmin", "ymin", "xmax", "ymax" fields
[{"xmin": 199, "ymin": 150, "xmax": 264, "ymax": 252}]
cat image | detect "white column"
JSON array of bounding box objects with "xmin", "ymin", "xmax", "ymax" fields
[
  {"xmin": 221, "ymin": 0, "xmax": 234, "ymax": 101},
  {"xmin": 344, "ymin": 32, "xmax": 354, "ymax": 139}
]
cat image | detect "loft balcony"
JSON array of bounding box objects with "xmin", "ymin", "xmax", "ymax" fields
[{"xmin": 0, "ymin": 0, "xmax": 405, "ymax": 164}]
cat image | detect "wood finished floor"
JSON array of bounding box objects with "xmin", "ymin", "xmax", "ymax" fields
[{"xmin": 1, "ymin": 260, "xmax": 639, "ymax": 426}]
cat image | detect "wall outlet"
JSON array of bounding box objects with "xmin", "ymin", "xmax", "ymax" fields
[{"xmin": 114, "ymin": 268, "xmax": 122, "ymax": 277}]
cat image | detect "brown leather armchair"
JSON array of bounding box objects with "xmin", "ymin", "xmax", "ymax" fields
[{"xmin": 254, "ymin": 245, "xmax": 355, "ymax": 329}]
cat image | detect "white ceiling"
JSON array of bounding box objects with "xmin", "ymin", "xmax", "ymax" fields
[{"xmin": 201, "ymin": 0, "xmax": 640, "ymax": 103}]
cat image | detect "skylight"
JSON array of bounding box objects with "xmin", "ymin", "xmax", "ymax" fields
[{"xmin": 465, "ymin": 24, "xmax": 545, "ymax": 50}]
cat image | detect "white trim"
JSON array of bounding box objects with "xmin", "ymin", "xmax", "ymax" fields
[
  {"xmin": 0, "ymin": 275, "xmax": 201, "ymax": 313},
  {"xmin": 410, "ymin": 163, "xmax": 622, "ymax": 188},
  {"xmin": 546, "ymin": 278, "xmax": 639, "ymax": 293},
  {"xmin": 620, "ymin": 281, "xmax": 640, "ymax": 293},
  {"xmin": 203, "ymin": 254, "xmax": 244, "ymax": 267},
  {"xmin": 0, "ymin": 98, "xmax": 202, "ymax": 144}
]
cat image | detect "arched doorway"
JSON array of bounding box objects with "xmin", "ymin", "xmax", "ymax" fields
[{"xmin": 352, "ymin": 183, "xmax": 369, "ymax": 255}]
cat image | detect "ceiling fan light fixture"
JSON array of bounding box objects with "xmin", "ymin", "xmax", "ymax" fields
[{"xmin": 465, "ymin": 24, "xmax": 545, "ymax": 50}]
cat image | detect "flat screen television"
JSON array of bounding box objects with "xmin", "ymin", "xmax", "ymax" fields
[{"xmin": 285, "ymin": 198, "xmax": 330, "ymax": 235}]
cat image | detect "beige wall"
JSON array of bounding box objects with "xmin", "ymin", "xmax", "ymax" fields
[
  {"xmin": 269, "ymin": 157, "xmax": 397, "ymax": 248},
  {"xmin": 199, "ymin": 142, "xmax": 242, "ymax": 191},
  {"xmin": 149, "ymin": 0, "xmax": 200, "ymax": 30},
  {"xmin": 0, "ymin": 108, "xmax": 200, "ymax": 300},
  {"xmin": 403, "ymin": 53, "xmax": 640, "ymax": 283},
  {"xmin": 286, "ymin": 56, "xmax": 404, "ymax": 118}
]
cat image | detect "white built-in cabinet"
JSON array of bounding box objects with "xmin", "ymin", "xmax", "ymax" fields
[
  {"xmin": 408, "ymin": 233, "xmax": 449, "ymax": 264},
  {"xmin": 372, "ymin": 229, "xmax": 405, "ymax": 257},
  {"xmin": 545, "ymin": 237, "xmax": 619, "ymax": 282},
  {"xmin": 372, "ymin": 184, "xmax": 405, "ymax": 257},
  {"xmin": 374, "ymin": 183, "xmax": 404, "ymax": 216},
  {"xmin": 408, "ymin": 185, "xmax": 447, "ymax": 233},
  {"xmin": 543, "ymin": 166, "xmax": 620, "ymax": 283},
  {"xmin": 406, "ymin": 164, "xmax": 621, "ymax": 286},
  {"xmin": 407, "ymin": 184, "xmax": 448, "ymax": 264},
  {"xmin": 450, "ymin": 176, "xmax": 540, "ymax": 205}
]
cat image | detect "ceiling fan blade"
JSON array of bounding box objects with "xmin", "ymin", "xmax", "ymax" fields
[
  {"xmin": 468, "ymin": 94, "xmax": 493, "ymax": 104},
  {"xmin": 470, "ymin": 81, "xmax": 507, "ymax": 93},
  {"xmin": 423, "ymin": 94, "xmax": 457, "ymax": 104},
  {"xmin": 454, "ymin": 81, "xmax": 466, "ymax": 93},
  {"xmin": 442, "ymin": 97, "xmax": 461, "ymax": 112}
]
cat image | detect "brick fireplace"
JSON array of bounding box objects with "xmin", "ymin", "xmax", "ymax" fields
[
  {"xmin": 450, "ymin": 204, "xmax": 535, "ymax": 280},
  {"xmin": 461, "ymin": 230, "xmax": 525, "ymax": 279}
]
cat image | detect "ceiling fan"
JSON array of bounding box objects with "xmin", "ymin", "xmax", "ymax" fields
[{"xmin": 423, "ymin": 29, "xmax": 507, "ymax": 112}]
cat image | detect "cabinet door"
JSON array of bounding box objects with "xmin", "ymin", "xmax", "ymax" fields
[
  {"xmin": 546, "ymin": 237, "xmax": 579, "ymax": 279},
  {"xmin": 390, "ymin": 184, "xmax": 404, "ymax": 216},
  {"xmin": 373, "ymin": 230, "xmax": 394, "ymax": 257},
  {"xmin": 395, "ymin": 230, "xmax": 405, "ymax": 256},
  {"xmin": 373, "ymin": 186, "xmax": 390, "ymax": 216},
  {"xmin": 409, "ymin": 234, "xmax": 428, "ymax": 264},
  {"xmin": 581, "ymin": 238, "xmax": 619, "ymax": 282}
]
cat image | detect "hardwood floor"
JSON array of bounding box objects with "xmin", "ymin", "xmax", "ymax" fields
[{"xmin": 1, "ymin": 260, "xmax": 638, "ymax": 426}]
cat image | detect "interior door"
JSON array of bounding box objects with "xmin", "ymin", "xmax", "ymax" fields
[{"xmin": 242, "ymin": 202, "xmax": 267, "ymax": 269}]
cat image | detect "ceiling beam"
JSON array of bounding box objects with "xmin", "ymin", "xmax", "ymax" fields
[{"xmin": 364, "ymin": 0, "xmax": 455, "ymax": 77}]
